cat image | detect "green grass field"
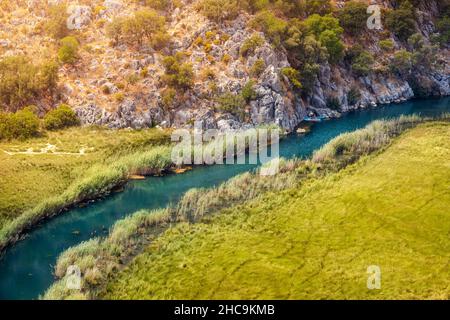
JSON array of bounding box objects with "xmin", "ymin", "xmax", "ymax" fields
[
  {"xmin": 0, "ymin": 126, "xmax": 170, "ymax": 230},
  {"xmin": 102, "ymin": 122, "xmax": 450, "ymax": 300}
]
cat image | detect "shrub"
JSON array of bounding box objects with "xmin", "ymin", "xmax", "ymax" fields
[
  {"xmin": 216, "ymin": 92, "xmax": 246, "ymax": 119},
  {"xmin": 389, "ymin": 50, "xmax": 413, "ymax": 76},
  {"xmin": 379, "ymin": 39, "xmax": 394, "ymax": 51},
  {"xmin": 385, "ymin": 1, "xmax": 416, "ymax": 41},
  {"xmin": 0, "ymin": 107, "xmax": 40, "ymax": 140},
  {"xmin": 338, "ymin": 1, "xmax": 368, "ymax": 35},
  {"xmin": 162, "ymin": 53, "xmax": 194, "ymax": 89},
  {"xmin": 43, "ymin": 104, "xmax": 80, "ymax": 130},
  {"xmin": 304, "ymin": 0, "xmax": 333, "ymax": 16},
  {"xmin": 161, "ymin": 88, "xmax": 176, "ymax": 109},
  {"xmin": 250, "ymin": 10, "xmax": 288, "ymax": 47},
  {"xmin": 318, "ymin": 29, "xmax": 344, "ymax": 64},
  {"xmin": 241, "ymin": 80, "xmax": 256, "ymax": 102},
  {"xmin": 250, "ymin": 59, "xmax": 266, "ymax": 77},
  {"xmin": 197, "ymin": 0, "xmax": 240, "ymax": 23},
  {"xmin": 43, "ymin": 4, "xmax": 69, "ymax": 39},
  {"xmin": 347, "ymin": 87, "xmax": 361, "ymax": 105},
  {"xmin": 58, "ymin": 36, "xmax": 79, "ymax": 64},
  {"xmin": 240, "ymin": 34, "xmax": 265, "ymax": 56},
  {"xmin": 0, "ymin": 56, "xmax": 58, "ymax": 111},
  {"xmin": 304, "ymin": 14, "xmax": 343, "ymax": 38},
  {"xmin": 281, "ymin": 67, "xmax": 302, "ymax": 89},
  {"xmin": 436, "ymin": 16, "xmax": 450, "ymax": 46},
  {"xmin": 107, "ymin": 9, "xmax": 167, "ymax": 48},
  {"xmin": 351, "ymin": 51, "xmax": 374, "ymax": 77}
]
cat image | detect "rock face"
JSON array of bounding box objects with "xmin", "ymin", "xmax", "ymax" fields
[
  {"xmin": 65, "ymin": 0, "xmax": 449, "ymax": 132},
  {"xmin": 67, "ymin": 5, "xmax": 91, "ymax": 30}
]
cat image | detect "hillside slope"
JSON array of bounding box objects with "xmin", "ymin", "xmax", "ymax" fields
[
  {"xmin": 1, "ymin": 0, "xmax": 449, "ymax": 132},
  {"xmin": 101, "ymin": 122, "xmax": 450, "ymax": 299}
]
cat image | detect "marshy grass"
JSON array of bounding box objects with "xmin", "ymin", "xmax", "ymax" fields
[{"xmin": 43, "ymin": 115, "xmax": 449, "ymax": 300}]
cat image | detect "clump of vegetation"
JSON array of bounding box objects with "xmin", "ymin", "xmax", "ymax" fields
[
  {"xmin": 389, "ymin": 49, "xmax": 413, "ymax": 76},
  {"xmin": 107, "ymin": 9, "xmax": 168, "ymax": 49},
  {"xmin": 250, "ymin": 10, "xmax": 288, "ymax": 47},
  {"xmin": 58, "ymin": 36, "xmax": 79, "ymax": 64},
  {"xmin": 281, "ymin": 67, "xmax": 302, "ymax": 89},
  {"xmin": 338, "ymin": 1, "xmax": 368, "ymax": 35},
  {"xmin": 43, "ymin": 104, "xmax": 80, "ymax": 131},
  {"xmin": 162, "ymin": 52, "xmax": 194, "ymax": 89},
  {"xmin": 0, "ymin": 56, "xmax": 58, "ymax": 111},
  {"xmin": 216, "ymin": 92, "xmax": 246, "ymax": 119},
  {"xmin": 436, "ymin": 16, "xmax": 450, "ymax": 46},
  {"xmin": 197, "ymin": 0, "xmax": 240, "ymax": 23},
  {"xmin": 0, "ymin": 107, "xmax": 40, "ymax": 140},
  {"xmin": 347, "ymin": 47, "xmax": 374, "ymax": 77},
  {"xmin": 241, "ymin": 80, "xmax": 257, "ymax": 102},
  {"xmin": 385, "ymin": 1, "xmax": 417, "ymax": 41},
  {"xmin": 161, "ymin": 88, "xmax": 177, "ymax": 109},
  {"xmin": 42, "ymin": 4, "xmax": 69, "ymax": 39},
  {"xmin": 240, "ymin": 34, "xmax": 265, "ymax": 56},
  {"xmin": 250, "ymin": 58, "xmax": 266, "ymax": 77},
  {"xmin": 379, "ymin": 39, "xmax": 395, "ymax": 51}
]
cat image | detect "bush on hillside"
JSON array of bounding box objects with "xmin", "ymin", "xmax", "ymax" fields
[
  {"xmin": 162, "ymin": 53, "xmax": 194, "ymax": 89},
  {"xmin": 216, "ymin": 92, "xmax": 246, "ymax": 119},
  {"xmin": 338, "ymin": 1, "xmax": 368, "ymax": 35},
  {"xmin": 389, "ymin": 50, "xmax": 413, "ymax": 76},
  {"xmin": 0, "ymin": 107, "xmax": 40, "ymax": 140},
  {"xmin": 107, "ymin": 9, "xmax": 168, "ymax": 48},
  {"xmin": 241, "ymin": 80, "xmax": 257, "ymax": 102},
  {"xmin": 58, "ymin": 36, "xmax": 79, "ymax": 64},
  {"xmin": 197, "ymin": 0, "xmax": 240, "ymax": 23},
  {"xmin": 250, "ymin": 10, "xmax": 288, "ymax": 47},
  {"xmin": 43, "ymin": 104, "xmax": 80, "ymax": 130},
  {"xmin": 43, "ymin": 4, "xmax": 69, "ymax": 39},
  {"xmin": 351, "ymin": 50, "xmax": 374, "ymax": 77},
  {"xmin": 385, "ymin": 1, "xmax": 416, "ymax": 41},
  {"xmin": 281, "ymin": 67, "xmax": 302, "ymax": 89},
  {"xmin": 0, "ymin": 56, "xmax": 58, "ymax": 111},
  {"xmin": 240, "ymin": 34, "xmax": 265, "ymax": 56}
]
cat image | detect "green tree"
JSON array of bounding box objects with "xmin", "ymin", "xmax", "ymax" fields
[
  {"xmin": 318, "ymin": 29, "xmax": 344, "ymax": 64},
  {"xmin": 385, "ymin": 1, "xmax": 416, "ymax": 41},
  {"xmin": 197, "ymin": 0, "xmax": 240, "ymax": 23},
  {"xmin": 0, "ymin": 56, "xmax": 58, "ymax": 111},
  {"xmin": 389, "ymin": 50, "xmax": 413, "ymax": 76},
  {"xmin": 107, "ymin": 9, "xmax": 167, "ymax": 48},
  {"xmin": 250, "ymin": 10, "xmax": 288, "ymax": 47},
  {"xmin": 351, "ymin": 51, "xmax": 374, "ymax": 77},
  {"xmin": 338, "ymin": 1, "xmax": 368, "ymax": 35}
]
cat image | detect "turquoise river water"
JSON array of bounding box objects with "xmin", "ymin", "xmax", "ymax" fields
[{"xmin": 0, "ymin": 97, "xmax": 449, "ymax": 299}]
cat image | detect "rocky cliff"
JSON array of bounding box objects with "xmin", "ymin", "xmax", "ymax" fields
[{"xmin": 1, "ymin": 0, "xmax": 448, "ymax": 132}]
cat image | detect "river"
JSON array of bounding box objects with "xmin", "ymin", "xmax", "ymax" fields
[{"xmin": 0, "ymin": 97, "xmax": 449, "ymax": 300}]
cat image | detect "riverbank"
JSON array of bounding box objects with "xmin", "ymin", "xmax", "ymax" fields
[
  {"xmin": 100, "ymin": 120, "xmax": 450, "ymax": 299},
  {"xmin": 43, "ymin": 115, "xmax": 449, "ymax": 299},
  {"xmin": 0, "ymin": 127, "xmax": 173, "ymax": 254}
]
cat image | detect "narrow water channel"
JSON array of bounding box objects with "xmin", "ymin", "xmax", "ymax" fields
[{"xmin": 0, "ymin": 97, "xmax": 448, "ymax": 300}]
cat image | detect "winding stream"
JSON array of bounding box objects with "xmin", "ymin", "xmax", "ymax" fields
[{"xmin": 0, "ymin": 97, "xmax": 449, "ymax": 300}]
